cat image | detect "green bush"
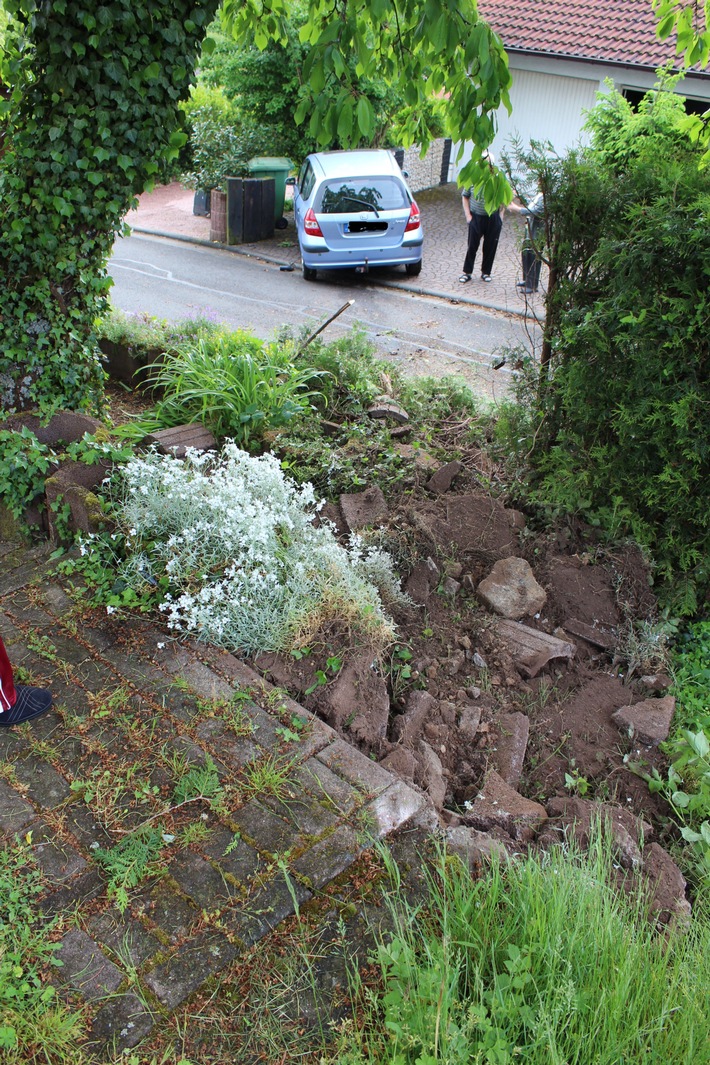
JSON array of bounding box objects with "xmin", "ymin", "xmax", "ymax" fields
[{"xmin": 509, "ymin": 84, "xmax": 710, "ymax": 613}]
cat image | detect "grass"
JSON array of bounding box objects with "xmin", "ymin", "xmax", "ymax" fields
[
  {"xmin": 324, "ymin": 834, "xmax": 710, "ymax": 1065},
  {"xmin": 0, "ymin": 840, "xmax": 87, "ymax": 1063}
]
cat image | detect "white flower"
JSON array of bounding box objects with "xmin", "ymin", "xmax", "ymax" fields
[{"xmin": 106, "ymin": 605, "xmax": 116, "ymax": 615}]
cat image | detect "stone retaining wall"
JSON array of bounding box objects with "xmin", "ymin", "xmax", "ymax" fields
[{"xmin": 394, "ymin": 138, "xmax": 452, "ymax": 193}]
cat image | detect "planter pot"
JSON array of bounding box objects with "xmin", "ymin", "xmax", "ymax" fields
[{"xmin": 98, "ymin": 339, "xmax": 165, "ymax": 387}]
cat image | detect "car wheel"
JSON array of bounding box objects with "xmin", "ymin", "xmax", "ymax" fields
[
  {"xmin": 302, "ymin": 263, "xmax": 318, "ymax": 281},
  {"xmin": 405, "ymin": 260, "xmax": 422, "ymax": 276}
]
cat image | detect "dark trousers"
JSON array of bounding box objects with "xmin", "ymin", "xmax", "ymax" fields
[
  {"xmin": 522, "ymin": 246, "xmax": 542, "ymax": 290},
  {"xmin": 463, "ymin": 212, "xmax": 502, "ymax": 276}
]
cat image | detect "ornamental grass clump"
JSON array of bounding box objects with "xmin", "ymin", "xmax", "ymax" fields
[{"xmin": 117, "ymin": 443, "xmax": 400, "ymax": 655}]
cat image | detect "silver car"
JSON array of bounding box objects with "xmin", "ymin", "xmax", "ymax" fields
[{"xmin": 292, "ymin": 149, "xmax": 423, "ymax": 281}]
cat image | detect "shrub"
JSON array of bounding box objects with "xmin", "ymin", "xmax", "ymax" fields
[{"xmin": 93, "ymin": 443, "xmax": 401, "ymax": 655}]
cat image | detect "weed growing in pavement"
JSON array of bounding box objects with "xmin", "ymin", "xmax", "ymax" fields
[
  {"xmin": 241, "ymin": 755, "xmax": 298, "ymax": 804},
  {"xmin": 0, "ymin": 839, "xmax": 87, "ymax": 1060},
  {"xmin": 195, "ymin": 691, "xmax": 255, "ymax": 737},
  {"xmin": 172, "ymin": 756, "xmax": 224, "ymax": 809},
  {"xmin": 94, "ymin": 827, "xmax": 166, "ymax": 913}
]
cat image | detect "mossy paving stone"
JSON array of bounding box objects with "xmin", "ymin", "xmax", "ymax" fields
[
  {"xmin": 90, "ymin": 992, "xmax": 155, "ymax": 1052},
  {"xmin": 40, "ymin": 868, "xmax": 105, "ymax": 917},
  {"xmin": 168, "ymin": 849, "xmax": 244, "ymax": 909},
  {"xmin": 132, "ymin": 880, "xmax": 201, "ymax": 945},
  {"xmin": 143, "ymin": 929, "xmax": 240, "ymax": 1010},
  {"xmin": 0, "ymin": 777, "xmax": 38, "ymax": 834},
  {"xmin": 231, "ymin": 798, "xmax": 300, "ymax": 856},
  {"xmin": 293, "ymin": 824, "xmax": 364, "ymax": 890},
  {"xmin": 54, "ymin": 928, "xmax": 124, "ymax": 1003},
  {"xmin": 199, "ymin": 824, "xmax": 265, "ymax": 885},
  {"xmin": 87, "ymin": 907, "xmax": 163, "ymax": 969}
]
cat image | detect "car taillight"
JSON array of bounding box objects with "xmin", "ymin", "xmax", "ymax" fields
[
  {"xmin": 304, "ymin": 208, "xmax": 323, "ymax": 237},
  {"xmin": 405, "ymin": 200, "xmax": 421, "ymax": 232}
]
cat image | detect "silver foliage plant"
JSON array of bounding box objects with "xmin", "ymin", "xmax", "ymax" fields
[{"xmin": 118, "ymin": 443, "xmax": 403, "ymax": 654}]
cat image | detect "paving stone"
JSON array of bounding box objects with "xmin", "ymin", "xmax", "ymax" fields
[
  {"xmin": 54, "ymin": 928, "xmax": 124, "ymax": 1002},
  {"xmin": 293, "ymin": 716, "xmax": 337, "ymax": 760},
  {"xmin": 246, "ymin": 703, "xmax": 286, "ymax": 749},
  {"xmin": 143, "ymin": 930, "xmax": 238, "ymax": 1009},
  {"xmin": 90, "ymin": 992, "xmax": 155, "ymax": 1051},
  {"xmin": 161, "ymin": 735, "xmax": 209, "ymax": 768},
  {"xmin": 363, "ymin": 780, "xmax": 428, "ymax": 836},
  {"xmin": 276, "ymin": 791, "xmax": 340, "ymax": 838},
  {"xmin": 246, "ymin": 873, "xmax": 312, "ymax": 933},
  {"xmin": 316, "ymin": 738, "xmax": 395, "ymax": 796},
  {"xmin": 27, "ymin": 820, "xmax": 88, "ymax": 884},
  {"xmin": 0, "ymin": 726, "xmax": 31, "ymax": 760},
  {"xmin": 19, "ymin": 708, "xmax": 65, "ymax": 742},
  {"xmin": 293, "ymin": 758, "xmax": 360, "ymax": 816},
  {"xmin": 194, "ymin": 718, "xmax": 259, "ymax": 771},
  {"xmin": 87, "ymin": 909, "xmax": 163, "ymax": 969},
  {"xmin": 160, "ymin": 653, "xmax": 235, "ymax": 702},
  {"xmin": 169, "ymin": 850, "xmax": 240, "ymax": 909},
  {"xmin": 293, "ymin": 825, "xmax": 362, "ymax": 888},
  {"xmin": 62, "ymin": 801, "xmax": 113, "ymax": 851},
  {"xmin": 133, "ymin": 881, "xmax": 199, "ymax": 944},
  {"xmin": 154, "ymin": 682, "xmax": 204, "ymax": 723},
  {"xmin": 0, "ymin": 778, "xmax": 37, "ymax": 834},
  {"xmin": 232, "ymin": 800, "xmax": 298, "ymax": 856},
  {"xmin": 41, "ymin": 584, "xmax": 78, "ymax": 617},
  {"xmin": 40, "ymin": 869, "xmax": 105, "ymax": 916},
  {"xmin": 13, "ymin": 755, "xmax": 72, "ymax": 807},
  {"xmin": 200, "ymin": 826, "xmax": 264, "ymax": 886}
]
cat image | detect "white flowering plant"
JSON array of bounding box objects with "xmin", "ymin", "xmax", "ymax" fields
[{"xmin": 76, "ymin": 443, "xmax": 405, "ymax": 656}]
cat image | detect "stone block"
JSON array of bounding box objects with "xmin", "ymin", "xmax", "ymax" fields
[
  {"xmin": 143, "ymin": 931, "xmax": 238, "ymax": 1009},
  {"xmin": 426, "ymin": 460, "xmax": 463, "ymax": 494},
  {"xmin": 168, "ymin": 850, "xmax": 239, "ymax": 909},
  {"xmin": 55, "ymin": 929, "xmax": 124, "ymax": 1002},
  {"xmin": 477, "ymin": 557, "xmax": 546, "ymax": 620},
  {"xmin": 91, "ymin": 992, "xmax": 154, "ymax": 1051},
  {"xmin": 144, "ymin": 423, "xmax": 218, "ymax": 458},
  {"xmin": 612, "ymin": 696, "xmax": 675, "ymax": 746},
  {"xmin": 87, "ymin": 909, "xmax": 162, "ymax": 969},
  {"xmin": 496, "ymin": 619, "xmax": 576, "ymax": 678},
  {"xmin": 363, "ymin": 779, "xmax": 428, "ymax": 836},
  {"xmin": 232, "ymin": 800, "xmax": 297, "ymax": 856},
  {"xmin": 293, "ymin": 824, "xmax": 362, "ymax": 888},
  {"xmin": 0, "ymin": 778, "xmax": 36, "ymax": 834},
  {"xmin": 13, "ymin": 756, "xmax": 72, "ymax": 807},
  {"xmin": 27, "ymin": 819, "xmax": 87, "ymax": 885},
  {"xmin": 469, "ymin": 770, "xmax": 547, "ymax": 842},
  {"xmin": 316, "ymin": 738, "xmax": 394, "ymax": 795},
  {"xmin": 490, "ymin": 712, "xmax": 530, "ymax": 789}
]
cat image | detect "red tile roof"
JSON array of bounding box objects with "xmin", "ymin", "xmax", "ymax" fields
[{"xmin": 477, "ymin": 0, "xmax": 703, "ymax": 72}]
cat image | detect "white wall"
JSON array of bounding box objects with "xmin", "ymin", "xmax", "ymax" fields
[{"xmin": 452, "ymin": 53, "xmax": 710, "ymax": 180}]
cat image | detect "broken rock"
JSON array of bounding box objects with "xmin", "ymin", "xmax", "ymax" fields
[
  {"xmin": 339, "ymin": 486, "xmax": 388, "ymax": 532},
  {"xmin": 426, "ymin": 460, "xmax": 463, "ymax": 495},
  {"xmin": 468, "ymin": 770, "xmax": 547, "ymax": 842},
  {"xmin": 611, "ymin": 696, "xmax": 675, "ymax": 746},
  {"xmin": 391, "ymin": 690, "xmax": 438, "ymax": 747},
  {"xmin": 496, "ymin": 620, "xmax": 576, "ymax": 678},
  {"xmin": 477, "ymin": 557, "xmax": 547, "ymax": 620},
  {"xmin": 490, "ymin": 712, "xmax": 530, "ymax": 789}
]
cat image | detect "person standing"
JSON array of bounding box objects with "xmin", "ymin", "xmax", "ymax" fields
[
  {"xmin": 459, "ymin": 151, "xmax": 504, "ymax": 284},
  {"xmin": 0, "ymin": 635, "xmax": 53, "ymax": 726},
  {"xmin": 508, "ymin": 191, "xmax": 545, "ymax": 294}
]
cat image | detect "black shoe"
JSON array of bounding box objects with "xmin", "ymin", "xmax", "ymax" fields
[
  {"xmin": 518, "ymin": 287, "xmax": 536, "ymax": 295},
  {"xmin": 0, "ymin": 685, "xmax": 53, "ymax": 726}
]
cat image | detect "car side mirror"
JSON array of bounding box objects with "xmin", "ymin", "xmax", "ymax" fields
[{"xmin": 285, "ymin": 176, "xmax": 296, "ymax": 187}]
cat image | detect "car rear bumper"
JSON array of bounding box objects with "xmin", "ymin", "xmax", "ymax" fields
[{"xmin": 300, "ymin": 234, "xmax": 423, "ymax": 270}]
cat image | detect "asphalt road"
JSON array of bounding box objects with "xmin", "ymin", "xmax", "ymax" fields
[{"xmin": 109, "ymin": 233, "xmax": 540, "ymax": 402}]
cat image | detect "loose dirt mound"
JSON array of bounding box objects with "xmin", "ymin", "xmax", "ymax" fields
[{"xmin": 254, "ymin": 481, "xmax": 689, "ymax": 921}]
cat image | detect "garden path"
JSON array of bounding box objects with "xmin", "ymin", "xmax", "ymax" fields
[{"xmin": 0, "ymin": 538, "xmax": 431, "ymax": 1056}]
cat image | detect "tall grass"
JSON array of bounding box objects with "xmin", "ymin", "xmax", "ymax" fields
[
  {"xmin": 331, "ymin": 833, "xmax": 709, "ymax": 1064},
  {"xmin": 143, "ymin": 332, "xmax": 327, "ymax": 448}
]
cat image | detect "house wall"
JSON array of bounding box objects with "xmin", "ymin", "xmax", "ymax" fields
[{"xmin": 452, "ymin": 53, "xmax": 710, "ymax": 181}]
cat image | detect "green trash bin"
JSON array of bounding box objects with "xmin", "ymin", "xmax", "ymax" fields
[{"xmin": 248, "ymin": 156, "xmax": 293, "ymax": 228}]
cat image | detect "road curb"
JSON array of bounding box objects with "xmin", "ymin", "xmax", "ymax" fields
[{"xmin": 128, "ymin": 225, "xmax": 540, "ymax": 322}]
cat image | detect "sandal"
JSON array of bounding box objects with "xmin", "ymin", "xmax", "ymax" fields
[{"xmin": 459, "ymin": 274, "xmax": 471, "ymax": 283}]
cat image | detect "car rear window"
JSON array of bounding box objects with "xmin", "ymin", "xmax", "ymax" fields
[{"xmin": 317, "ymin": 177, "xmax": 408, "ymax": 214}]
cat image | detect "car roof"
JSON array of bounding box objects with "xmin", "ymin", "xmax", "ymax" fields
[{"xmin": 309, "ymin": 149, "xmax": 402, "ymax": 181}]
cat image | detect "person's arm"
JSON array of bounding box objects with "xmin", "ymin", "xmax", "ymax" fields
[{"xmin": 461, "ymin": 189, "xmax": 472, "ymax": 223}]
